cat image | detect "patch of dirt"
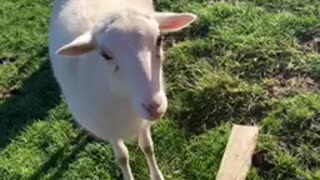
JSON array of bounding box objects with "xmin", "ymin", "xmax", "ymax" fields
[
  {"xmin": 264, "ymin": 74, "xmax": 318, "ymax": 98},
  {"xmin": 163, "ymin": 35, "xmax": 178, "ymax": 48},
  {"xmin": 252, "ymin": 150, "xmax": 275, "ymax": 171},
  {"xmin": 0, "ymin": 91, "xmax": 13, "ymax": 99},
  {"xmin": 0, "ymin": 89, "xmax": 19, "ymax": 99},
  {"xmin": 0, "ymin": 55, "xmax": 16, "ymax": 65},
  {"xmin": 301, "ymin": 29, "xmax": 320, "ymax": 53}
]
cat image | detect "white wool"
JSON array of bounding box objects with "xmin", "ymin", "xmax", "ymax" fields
[{"xmin": 49, "ymin": 0, "xmax": 155, "ymax": 141}]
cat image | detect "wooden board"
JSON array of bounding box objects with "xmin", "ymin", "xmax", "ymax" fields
[{"xmin": 216, "ymin": 125, "xmax": 260, "ymax": 180}]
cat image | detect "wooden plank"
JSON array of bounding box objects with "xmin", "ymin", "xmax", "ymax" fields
[{"xmin": 216, "ymin": 124, "xmax": 259, "ymax": 180}]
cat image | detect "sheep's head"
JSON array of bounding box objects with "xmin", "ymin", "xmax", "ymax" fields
[{"xmin": 56, "ymin": 10, "xmax": 197, "ymax": 121}]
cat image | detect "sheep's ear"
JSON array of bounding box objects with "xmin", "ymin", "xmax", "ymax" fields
[
  {"xmin": 153, "ymin": 12, "xmax": 197, "ymax": 33},
  {"xmin": 56, "ymin": 31, "xmax": 96, "ymax": 56}
]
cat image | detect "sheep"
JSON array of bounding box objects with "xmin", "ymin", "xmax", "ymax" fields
[{"xmin": 48, "ymin": 0, "xmax": 197, "ymax": 179}]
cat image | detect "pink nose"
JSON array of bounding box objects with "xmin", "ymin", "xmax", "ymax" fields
[{"xmin": 142, "ymin": 101, "xmax": 165, "ymax": 120}]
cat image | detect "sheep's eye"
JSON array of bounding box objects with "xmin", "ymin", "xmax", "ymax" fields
[
  {"xmin": 156, "ymin": 35, "xmax": 163, "ymax": 46},
  {"xmin": 101, "ymin": 52, "xmax": 112, "ymax": 61}
]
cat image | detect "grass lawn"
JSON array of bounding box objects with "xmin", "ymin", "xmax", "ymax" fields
[{"xmin": 1, "ymin": 0, "xmax": 320, "ymax": 179}]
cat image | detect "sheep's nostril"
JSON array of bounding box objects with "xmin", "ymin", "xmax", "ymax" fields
[
  {"xmin": 142, "ymin": 102, "xmax": 163, "ymax": 119},
  {"xmin": 142, "ymin": 103, "xmax": 151, "ymax": 113},
  {"xmin": 150, "ymin": 102, "xmax": 161, "ymax": 110}
]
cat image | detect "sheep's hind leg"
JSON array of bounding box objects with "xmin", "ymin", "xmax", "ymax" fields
[
  {"xmin": 111, "ymin": 140, "xmax": 134, "ymax": 180},
  {"xmin": 139, "ymin": 127, "xmax": 164, "ymax": 180}
]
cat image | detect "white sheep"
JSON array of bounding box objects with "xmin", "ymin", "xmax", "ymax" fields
[{"xmin": 48, "ymin": 0, "xmax": 197, "ymax": 179}]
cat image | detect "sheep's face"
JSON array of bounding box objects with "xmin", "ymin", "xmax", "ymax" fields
[{"xmin": 56, "ymin": 10, "xmax": 197, "ymax": 121}]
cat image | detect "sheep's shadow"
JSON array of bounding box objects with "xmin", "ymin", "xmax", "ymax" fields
[
  {"xmin": 0, "ymin": 47, "xmax": 61, "ymax": 149},
  {"xmin": 0, "ymin": 47, "xmax": 113, "ymax": 179},
  {"xmin": 28, "ymin": 128, "xmax": 121, "ymax": 180},
  {"xmin": 29, "ymin": 133, "xmax": 90, "ymax": 180}
]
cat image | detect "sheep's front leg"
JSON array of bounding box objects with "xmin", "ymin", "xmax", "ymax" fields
[
  {"xmin": 139, "ymin": 127, "xmax": 164, "ymax": 180},
  {"xmin": 111, "ymin": 140, "xmax": 134, "ymax": 180}
]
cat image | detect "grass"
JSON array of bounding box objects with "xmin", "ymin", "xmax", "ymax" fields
[{"xmin": 0, "ymin": 0, "xmax": 320, "ymax": 179}]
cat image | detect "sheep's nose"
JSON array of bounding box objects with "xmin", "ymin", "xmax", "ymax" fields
[
  {"xmin": 142, "ymin": 101, "xmax": 165, "ymax": 120},
  {"xmin": 140, "ymin": 92, "xmax": 168, "ymax": 121},
  {"xmin": 150, "ymin": 102, "xmax": 161, "ymax": 111},
  {"xmin": 142, "ymin": 93, "xmax": 167, "ymax": 121}
]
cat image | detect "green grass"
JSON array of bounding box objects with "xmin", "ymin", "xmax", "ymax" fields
[{"xmin": 1, "ymin": 0, "xmax": 320, "ymax": 179}]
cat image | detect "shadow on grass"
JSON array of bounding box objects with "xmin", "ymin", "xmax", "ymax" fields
[
  {"xmin": 171, "ymin": 85, "xmax": 269, "ymax": 136},
  {"xmin": 0, "ymin": 47, "xmax": 109, "ymax": 179},
  {"xmin": 0, "ymin": 48, "xmax": 61, "ymax": 149},
  {"xmin": 29, "ymin": 133, "xmax": 90, "ymax": 180}
]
